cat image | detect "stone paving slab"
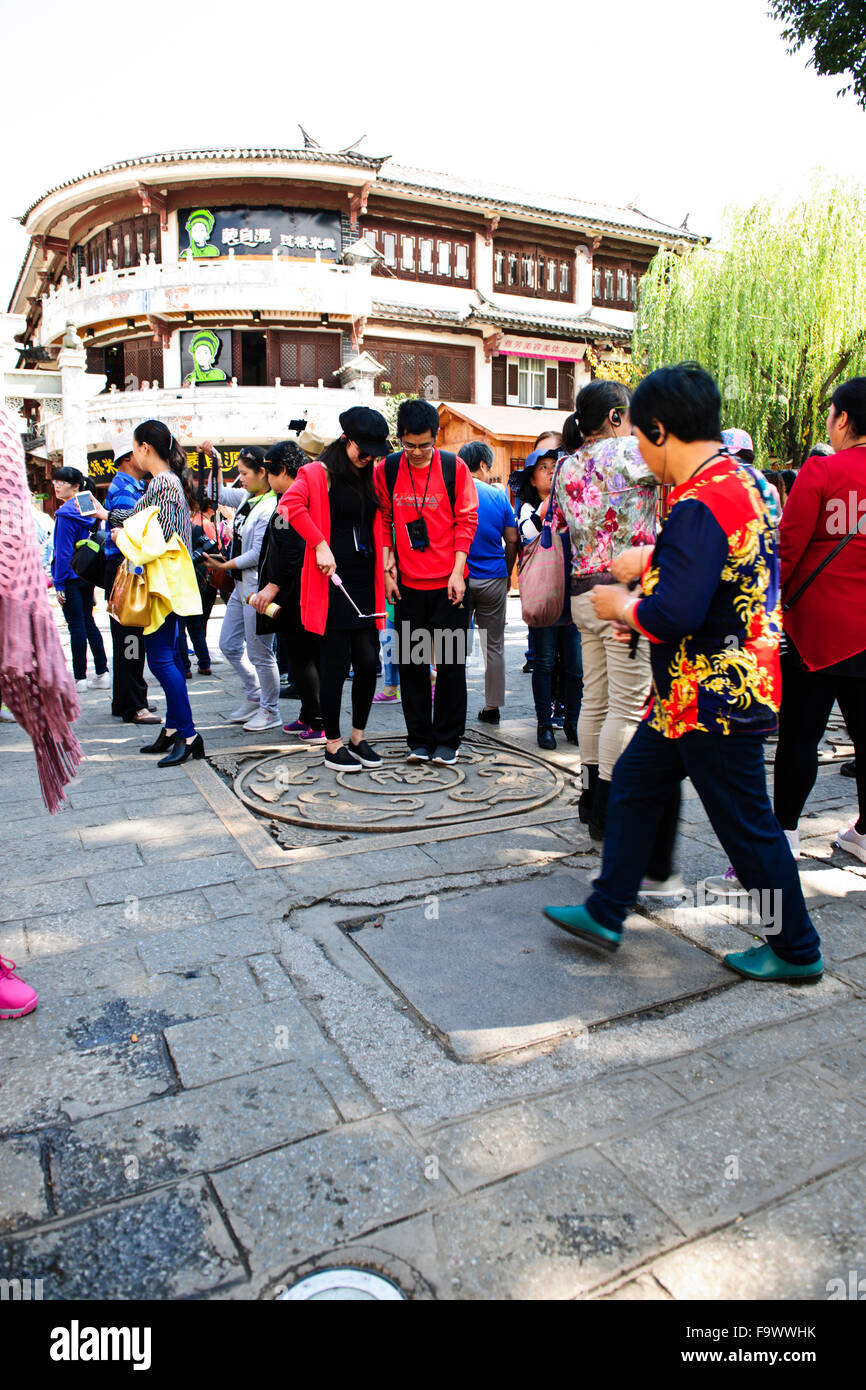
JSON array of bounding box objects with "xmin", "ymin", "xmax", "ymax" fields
[
  {"xmin": 427, "ymin": 1070, "xmax": 683, "ymax": 1194},
  {"xmin": 0, "ymin": 1034, "xmax": 176, "ymax": 1133},
  {"xmin": 0, "ymin": 1180, "xmax": 246, "ymax": 1299},
  {"xmin": 0, "ymin": 1135, "xmax": 50, "ymax": 1231},
  {"xmin": 85, "ymin": 852, "xmax": 256, "ymax": 906},
  {"xmin": 210, "ymin": 1115, "xmax": 448, "ymax": 1286},
  {"xmin": 164, "ymin": 994, "xmax": 334, "ymax": 1087},
  {"xmin": 599, "ymin": 1068, "xmax": 866, "ymax": 1239},
  {"xmin": 136, "ymin": 914, "xmax": 278, "ymax": 974},
  {"xmin": 319, "ymin": 1146, "xmax": 682, "ymax": 1300},
  {"xmin": 23, "ymin": 889, "xmax": 220, "ymax": 954},
  {"xmin": 647, "ymin": 1159, "xmax": 866, "ymax": 1300},
  {"xmin": 277, "ymin": 845, "xmax": 440, "ymax": 902},
  {"xmin": 47, "ymin": 1065, "xmax": 341, "ymax": 1214},
  {"xmin": 346, "ymin": 870, "xmax": 732, "ymax": 1061},
  {"xmin": 0, "ymin": 876, "xmax": 93, "ymax": 924}
]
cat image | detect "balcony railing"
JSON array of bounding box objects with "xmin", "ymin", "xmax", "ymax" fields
[
  {"xmin": 41, "ymin": 379, "xmax": 358, "ymax": 456},
  {"xmin": 40, "ymin": 251, "xmax": 373, "ymax": 346}
]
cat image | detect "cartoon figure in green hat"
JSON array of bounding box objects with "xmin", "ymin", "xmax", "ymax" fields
[
  {"xmin": 184, "ymin": 208, "xmax": 220, "ymax": 258},
  {"xmin": 184, "ymin": 329, "xmax": 227, "ymax": 384}
]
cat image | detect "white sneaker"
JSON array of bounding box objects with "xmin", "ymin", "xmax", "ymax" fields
[
  {"xmin": 243, "ymin": 710, "xmax": 283, "ymax": 732},
  {"xmin": 0, "ymin": 706, "xmax": 15, "ymax": 723},
  {"xmin": 227, "ymin": 699, "xmax": 261, "ymax": 723},
  {"xmin": 783, "ymin": 827, "xmax": 801, "ymax": 859},
  {"xmin": 88, "ymin": 672, "xmax": 110, "ymax": 689},
  {"xmin": 704, "ymin": 866, "xmax": 748, "ymax": 897},
  {"xmin": 837, "ymin": 822, "xmax": 866, "ymax": 864},
  {"xmin": 75, "ymin": 678, "xmax": 89, "ymax": 694},
  {"xmin": 639, "ymin": 873, "xmax": 686, "ymax": 897}
]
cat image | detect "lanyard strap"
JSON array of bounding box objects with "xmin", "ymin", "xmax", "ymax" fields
[{"xmin": 406, "ymin": 451, "xmax": 434, "ymax": 518}]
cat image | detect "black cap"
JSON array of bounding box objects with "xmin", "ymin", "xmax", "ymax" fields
[{"xmin": 339, "ymin": 406, "xmax": 390, "ymax": 459}]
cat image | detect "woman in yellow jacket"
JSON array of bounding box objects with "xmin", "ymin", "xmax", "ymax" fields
[{"xmin": 107, "ymin": 420, "xmax": 204, "ymax": 767}]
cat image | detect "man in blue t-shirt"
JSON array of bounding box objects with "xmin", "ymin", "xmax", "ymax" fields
[
  {"xmin": 103, "ymin": 432, "xmax": 158, "ymax": 725},
  {"xmin": 460, "ymin": 442, "xmax": 518, "ymax": 724}
]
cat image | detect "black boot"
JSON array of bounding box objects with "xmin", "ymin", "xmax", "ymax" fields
[
  {"xmin": 140, "ymin": 726, "xmax": 174, "ymax": 755},
  {"xmin": 589, "ymin": 777, "xmax": 610, "ymax": 842},
  {"xmin": 157, "ymin": 733, "xmax": 205, "ymax": 768},
  {"xmin": 537, "ymin": 724, "xmax": 556, "ymax": 751},
  {"xmin": 563, "ymin": 721, "xmax": 578, "ymax": 745},
  {"xmin": 578, "ymin": 764, "xmax": 599, "ymax": 822}
]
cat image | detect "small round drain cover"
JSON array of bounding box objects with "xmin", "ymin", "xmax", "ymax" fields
[{"xmin": 277, "ymin": 1268, "xmax": 406, "ymax": 1301}]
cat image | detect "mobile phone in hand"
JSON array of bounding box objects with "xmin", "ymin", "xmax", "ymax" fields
[{"xmin": 75, "ymin": 492, "xmax": 98, "ymax": 516}]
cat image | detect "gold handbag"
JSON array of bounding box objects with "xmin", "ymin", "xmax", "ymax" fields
[{"xmin": 108, "ymin": 560, "xmax": 151, "ymax": 627}]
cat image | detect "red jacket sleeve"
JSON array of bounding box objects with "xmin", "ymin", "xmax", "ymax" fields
[
  {"xmin": 284, "ymin": 465, "xmax": 326, "ymax": 548},
  {"xmin": 374, "ymin": 461, "xmax": 393, "ymax": 543},
  {"xmin": 779, "ymin": 459, "xmax": 824, "ymax": 588},
  {"xmin": 453, "ymin": 458, "xmax": 478, "ymax": 554}
]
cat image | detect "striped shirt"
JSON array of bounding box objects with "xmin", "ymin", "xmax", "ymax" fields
[{"xmin": 131, "ymin": 472, "xmax": 192, "ymax": 553}]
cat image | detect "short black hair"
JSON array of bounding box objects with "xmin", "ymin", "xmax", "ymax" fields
[
  {"xmin": 265, "ymin": 440, "xmax": 306, "ymax": 478},
  {"xmin": 458, "ymin": 441, "xmax": 494, "ymax": 472},
  {"xmin": 53, "ymin": 466, "xmax": 85, "ymax": 487},
  {"xmin": 237, "ymin": 445, "xmax": 266, "ymax": 470},
  {"xmin": 630, "ymin": 363, "xmax": 722, "ymax": 444},
  {"xmin": 396, "ymin": 398, "xmax": 440, "ymax": 439}
]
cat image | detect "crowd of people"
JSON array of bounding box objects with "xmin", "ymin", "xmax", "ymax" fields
[{"xmin": 4, "ymin": 366, "xmax": 866, "ymax": 1015}]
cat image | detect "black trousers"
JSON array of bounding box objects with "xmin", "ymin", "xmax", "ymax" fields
[
  {"xmin": 285, "ymin": 623, "xmax": 323, "ymax": 728},
  {"xmin": 394, "ymin": 584, "xmax": 469, "ymax": 752},
  {"xmin": 104, "ymin": 554, "xmax": 148, "ymax": 719},
  {"xmin": 774, "ymin": 643, "xmax": 866, "ymax": 830},
  {"xmin": 319, "ymin": 626, "xmax": 379, "ymax": 740}
]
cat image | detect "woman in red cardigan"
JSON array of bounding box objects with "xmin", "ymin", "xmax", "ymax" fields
[
  {"xmin": 774, "ymin": 377, "xmax": 866, "ymax": 862},
  {"xmin": 283, "ymin": 407, "xmax": 389, "ymax": 772}
]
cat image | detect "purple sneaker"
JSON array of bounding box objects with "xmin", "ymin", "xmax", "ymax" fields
[
  {"xmin": 297, "ymin": 726, "xmax": 326, "ymax": 743},
  {"xmin": 282, "ymin": 719, "xmax": 310, "ymax": 735}
]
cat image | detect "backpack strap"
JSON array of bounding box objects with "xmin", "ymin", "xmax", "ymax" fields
[{"xmin": 383, "ymin": 448, "xmax": 457, "ymax": 513}]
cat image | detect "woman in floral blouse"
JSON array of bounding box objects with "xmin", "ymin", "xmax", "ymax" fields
[{"xmin": 553, "ymin": 381, "xmax": 658, "ymax": 839}]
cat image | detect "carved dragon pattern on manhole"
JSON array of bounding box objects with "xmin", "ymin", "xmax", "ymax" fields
[{"xmin": 226, "ymin": 733, "xmax": 566, "ymax": 833}]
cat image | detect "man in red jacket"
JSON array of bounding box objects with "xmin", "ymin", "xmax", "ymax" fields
[{"xmin": 375, "ymin": 399, "xmax": 478, "ymax": 763}]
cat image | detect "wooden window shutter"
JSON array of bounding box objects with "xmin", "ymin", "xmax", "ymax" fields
[
  {"xmin": 492, "ymin": 355, "xmax": 506, "ymax": 405},
  {"xmin": 507, "ymin": 362, "xmax": 519, "ymax": 397},
  {"xmin": 148, "ymin": 338, "xmax": 164, "ymax": 387},
  {"xmin": 558, "ymin": 362, "xmax": 575, "ymax": 412},
  {"xmin": 546, "ymin": 366, "xmax": 558, "ymax": 400},
  {"xmin": 86, "ymin": 346, "xmax": 105, "ymax": 375},
  {"xmin": 232, "ymin": 334, "xmax": 244, "ymax": 382},
  {"xmin": 451, "ymin": 352, "xmax": 472, "ymax": 403}
]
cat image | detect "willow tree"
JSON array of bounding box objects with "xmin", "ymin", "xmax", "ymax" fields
[{"xmin": 632, "ymin": 182, "xmax": 866, "ymax": 464}]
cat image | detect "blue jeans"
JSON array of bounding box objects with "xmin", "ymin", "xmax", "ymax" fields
[
  {"xmin": 586, "ymin": 719, "xmax": 821, "ymax": 964},
  {"xmin": 531, "ymin": 623, "xmax": 582, "ymax": 725},
  {"xmin": 62, "ymin": 577, "xmax": 108, "ymax": 682},
  {"xmin": 381, "ymin": 616, "xmax": 400, "ymax": 687},
  {"xmin": 144, "ymin": 613, "xmax": 196, "ymax": 739},
  {"xmin": 178, "ymin": 615, "xmax": 211, "ymax": 672}
]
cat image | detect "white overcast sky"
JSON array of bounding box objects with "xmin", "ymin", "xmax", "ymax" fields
[{"xmin": 2, "ymin": 0, "xmax": 864, "ymax": 302}]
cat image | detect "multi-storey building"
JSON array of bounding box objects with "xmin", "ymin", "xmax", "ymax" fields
[{"xmin": 4, "ymin": 142, "xmax": 702, "ymax": 491}]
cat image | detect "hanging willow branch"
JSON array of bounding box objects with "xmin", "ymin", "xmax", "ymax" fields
[{"xmin": 632, "ymin": 180, "xmax": 866, "ymax": 465}]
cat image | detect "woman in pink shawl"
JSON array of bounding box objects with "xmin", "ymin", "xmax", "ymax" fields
[{"xmin": 0, "ymin": 405, "xmax": 83, "ymax": 1016}]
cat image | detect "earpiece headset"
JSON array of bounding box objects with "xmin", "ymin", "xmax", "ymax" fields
[
  {"xmin": 646, "ymin": 424, "xmax": 663, "ymax": 445},
  {"xmin": 611, "ymin": 410, "xmax": 622, "ymax": 427}
]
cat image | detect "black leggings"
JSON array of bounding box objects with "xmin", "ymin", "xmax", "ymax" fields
[
  {"xmin": 318, "ymin": 626, "xmax": 379, "ymax": 741},
  {"xmin": 285, "ymin": 624, "xmax": 322, "ymax": 729},
  {"xmin": 774, "ymin": 644, "xmax": 866, "ymax": 831}
]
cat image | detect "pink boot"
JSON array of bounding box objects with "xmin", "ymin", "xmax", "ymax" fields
[{"xmin": 0, "ymin": 957, "xmax": 38, "ymax": 1019}]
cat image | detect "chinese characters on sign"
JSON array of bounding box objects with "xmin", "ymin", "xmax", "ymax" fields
[{"xmin": 178, "ymin": 206, "xmax": 342, "ymax": 261}]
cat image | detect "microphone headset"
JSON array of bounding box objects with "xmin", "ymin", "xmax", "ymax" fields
[{"xmin": 611, "ymin": 409, "xmax": 622, "ymax": 427}]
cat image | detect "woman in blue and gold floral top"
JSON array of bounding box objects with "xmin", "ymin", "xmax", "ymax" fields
[
  {"xmin": 545, "ymin": 363, "xmax": 823, "ymax": 984},
  {"xmin": 553, "ymin": 381, "xmax": 658, "ymax": 839}
]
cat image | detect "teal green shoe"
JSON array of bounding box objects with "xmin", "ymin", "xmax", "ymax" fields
[
  {"xmin": 724, "ymin": 943, "xmax": 823, "ymax": 984},
  {"xmin": 544, "ymin": 904, "xmax": 622, "ymax": 952}
]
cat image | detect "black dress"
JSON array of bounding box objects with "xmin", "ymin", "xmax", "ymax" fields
[{"xmin": 325, "ymin": 477, "xmax": 375, "ymax": 631}]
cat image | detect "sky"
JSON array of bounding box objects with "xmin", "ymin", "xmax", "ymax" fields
[{"xmin": 2, "ymin": 0, "xmax": 864, "ymax": 304}]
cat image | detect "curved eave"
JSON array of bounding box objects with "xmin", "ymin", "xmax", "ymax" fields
[
  {"xmin": 20, "ymin": 148, "xmax": 389, "ymax": 237},
  {"xmin": 468, "ymin": 307, "xmax": 631, "ymax": 344}
]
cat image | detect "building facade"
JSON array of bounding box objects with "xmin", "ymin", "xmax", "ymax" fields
[{"xmin": 5, "ymin": 143, "xmax": 703, "ymax": 491}]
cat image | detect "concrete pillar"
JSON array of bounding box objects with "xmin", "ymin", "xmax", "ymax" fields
[{"xmin": 58, "ymin": 323, "xmax": 90, "ymax": 474}]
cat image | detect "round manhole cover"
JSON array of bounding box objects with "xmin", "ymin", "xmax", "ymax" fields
[
  {"xmin": 276, "ymin": 1268, "xmax": 406, "ymax": 1300},
  {"xmin": 233, "ymin": 732, "xmax": 564, "ymax": 833}
]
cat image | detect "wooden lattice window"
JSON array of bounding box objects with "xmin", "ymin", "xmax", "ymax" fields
[
  {"xmin": 371, "ymin": 338, "xmax": 474, "ymax": 403},
  {"xmin": 361, "ymin": 219, "xmax": 474, "ymax": 287},
  {"xmin": 493, "ymin": 241, "xmax": 573, "ymax": 303},
  {"xmin": 266, "ymin": 332, "xmax": 341, "ymax": 387}
]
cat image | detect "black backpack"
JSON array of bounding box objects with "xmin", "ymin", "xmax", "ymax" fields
[{"xmin": 382, "ymin": 450, "xmax": 458, "ymax": 513}]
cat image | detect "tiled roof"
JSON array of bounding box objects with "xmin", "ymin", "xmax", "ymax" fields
[
  {"xmin": 370, "ymin": 299, "xmax": 466, "ymax": 325},
  {"xmin": 469, "ymin": 294, "xmax": 631, "ymax": 341},
  {"xmin": 378, "ymin": 161, "xmax": 703, "ymax": 245}
]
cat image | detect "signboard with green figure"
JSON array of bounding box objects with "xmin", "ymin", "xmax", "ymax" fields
[
  {"xmin": 184, "ymin": 209, "xmax": 220, "ymax": 258},
  {"xmin": 181, "ymin": 329, "xmax": 230, "ymax": 384}
]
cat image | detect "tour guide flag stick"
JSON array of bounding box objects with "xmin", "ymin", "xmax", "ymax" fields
[{"xmin": 329, "ymin": 572, "xmax": 386, "ymax": 620}]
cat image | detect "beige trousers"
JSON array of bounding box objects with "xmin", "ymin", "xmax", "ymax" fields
[{"xmin": 571, "ymin": 591, "xmax": 652, "ymax": 781}]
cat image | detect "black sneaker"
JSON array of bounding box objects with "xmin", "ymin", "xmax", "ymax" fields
[
  {"xmin": 432, "ymin": 746, "xmax": 458, "ymax": 765},
  {"xmin": 324, "ymin": 745, "xmax": 362, "ymax": 772},
  {"xmin": 522, "ymin": 661, "xmax": 534, "ymax": 673},
  {"xmin": 841, "ymin": 761, "xmax": 857, "ymax": 778},
  {"xmin": 477, "ymin": 707, "xmax": 500, "ymax": 724},
  {"xmin": 407, "ymin": 746, "xmax": 431, "ymax": 762},
  {"xmin": 349, "ymin": 739, "xmax": 383, "ymax": 768}
]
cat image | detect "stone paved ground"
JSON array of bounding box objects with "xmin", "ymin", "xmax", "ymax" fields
[{"xmin": 1, "ymin": 595, "xmax": 865, "ymax": 1301}]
